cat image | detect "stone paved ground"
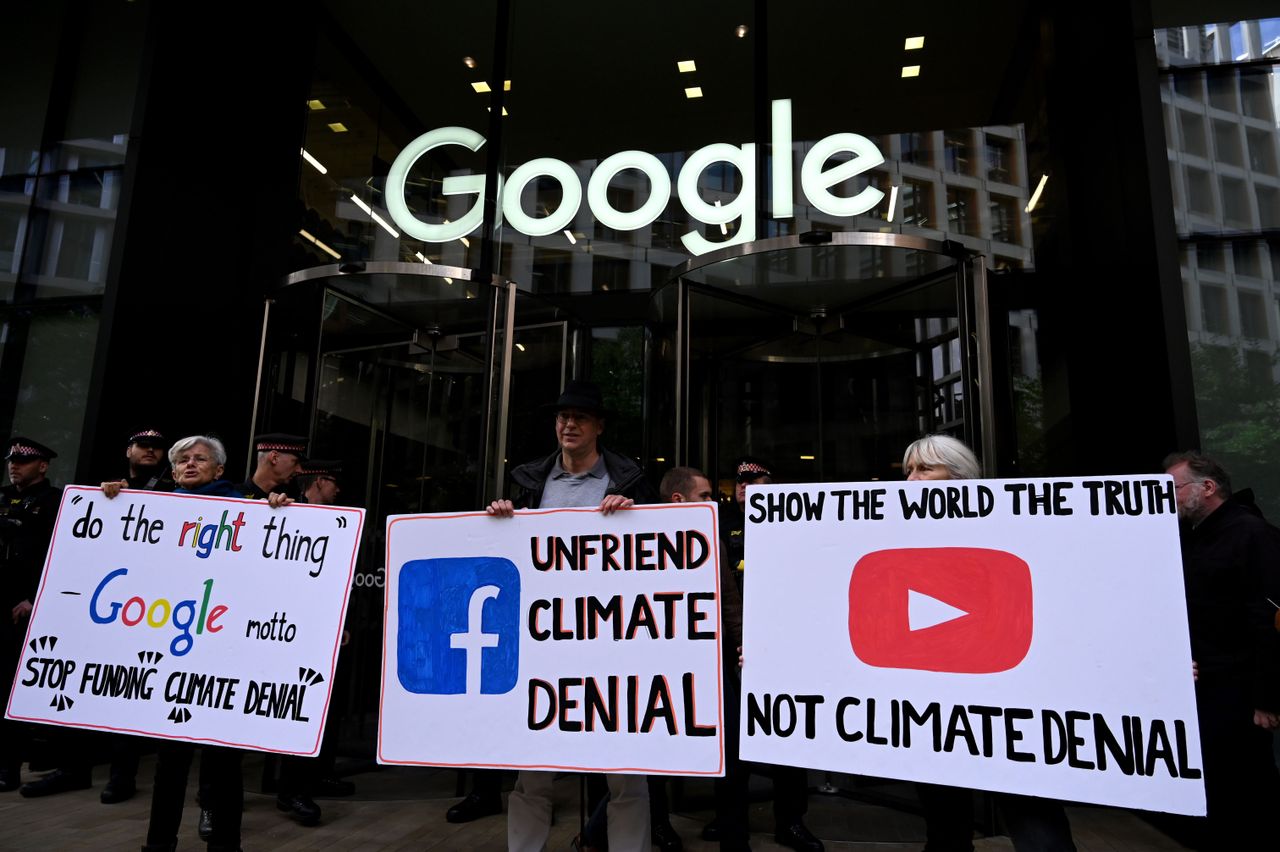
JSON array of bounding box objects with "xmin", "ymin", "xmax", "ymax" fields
[{"xmin": 0, "ymin": 758, "xmax": 1194, "ymax": 851}]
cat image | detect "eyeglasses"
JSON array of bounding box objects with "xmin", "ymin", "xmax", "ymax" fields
[
  {"xmin": 556, "ymin": 410, "xmax": 596, "ymax": 425},
  {"xmin": 1173, "ymin": 480, "xmax": 1202, "ymax": 490}
]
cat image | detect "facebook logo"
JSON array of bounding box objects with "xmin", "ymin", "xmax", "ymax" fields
[{"xmin": 397, "ymin": 557, "xmax": 520, "ymax": 695}]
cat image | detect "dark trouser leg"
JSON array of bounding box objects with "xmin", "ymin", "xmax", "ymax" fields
[
  {"xmin": 771, "ymin": 763, "xmax": 809, "ymax": 826},
  {"xmin": 202, "ymin": 747, "xmax": 243, "ymax": 849},
  {"xmin": 146, "ymin": 742, "xmax": 194, "ymax": 847},
  {"xmin": 916, "ymin": 783, "xmax": 974, "ymax": 852},
  {"xmin": 1196, "ymin": 676, "xmax": 1280, "ymax": 849},
  {"xmin": 647, "ymin": 775, "xmax": 669, "ymax": 825},
  {"xmin": 996, "ymin": 793, "xmax": 1075, "ymax": 851},
  {"xmin": 472, "ymin": 767, "xmax": 502, "ymax": 799},
  {"xmin": 108, "ymin": 734, "xmax": 141, "ymax": 785},
  {"xmin": 714, "ymin": 675, "xmax": 750, "ymax": 848},
  {"xmin": 0, "ymin": 623, "xmax": 26, "ymax": 776},
  {"xmin": 278, "ymin": 754, "xmax": 312, "ymax": 798}
]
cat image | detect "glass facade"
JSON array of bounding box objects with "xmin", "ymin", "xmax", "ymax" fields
[{"xmin": 1156, "ymin": 17, "xmax": 1280, "ymax": 518}]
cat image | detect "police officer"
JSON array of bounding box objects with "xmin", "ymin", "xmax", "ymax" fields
[
  {"xmin": 94, "ymin": 429, "xmax": 175, "ymax": 804},
  {"xmin": 274, "ymin": 459, "xmax": 355, "ymax": 824},
  {"xmin": 241, "ymin": 433, "xmax": 307, "ymax": 500},
  {"xmin": 0, "ymin": 438, "xmax": 62, "ymax": 793},
  {"xmin": 239, "ymin": 433, "xmax": 323, "ymax": 826}
]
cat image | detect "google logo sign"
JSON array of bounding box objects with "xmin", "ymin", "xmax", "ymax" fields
[{"xmin": 89, "ymin": 568, "xmax": 227, "ymax": 657}]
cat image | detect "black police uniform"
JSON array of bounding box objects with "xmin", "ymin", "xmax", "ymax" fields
[{"xmin": 0, "ymin": 440, "xmax": 62, "ymax": 790}]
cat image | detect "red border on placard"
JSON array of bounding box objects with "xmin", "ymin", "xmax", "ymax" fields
[
  {"xmin": 379, "ymin": 503, "xmax": 725, "ymax": 775},
  {"xmin": 3, "ymin": 485, "xmax": 365, "ymax": 756}
]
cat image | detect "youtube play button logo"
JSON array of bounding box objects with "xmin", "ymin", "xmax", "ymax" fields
[{"xmin": 848, "ymin": 547, "xmax": 1033, "ymax": 674}]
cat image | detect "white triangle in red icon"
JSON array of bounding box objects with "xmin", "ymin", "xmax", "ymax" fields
[{"xmin": 908, "ymin": 589, "xmax": 969, "ymax": 631}]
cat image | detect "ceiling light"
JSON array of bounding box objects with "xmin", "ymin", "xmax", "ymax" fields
[
  {"xmin": 307, "ymin": 99, "xmax": 326, "ymax": 110},
  {"xmin": 300, "ymin": 148, "xmax": 327, "ymax": 175},
  {"xmin": 1025, "ymin": 174, "xmax": 1049, "ymax": 212},
  {"xmin": 515, "ymin": 343, "xmax": 526, "ymax": 352},
  {"xmin": 714, "ymin": 199, "xmax": 727, "ymax": 234},
  {"xmin": 460, "ymin": 236, "xmax": 470, "ymax": 248},
  {"xmin": 298, "ymin": 229, "xmax": 341, "ymax": 259},
  {"xmin": 443, "ymin": 277, "xmax": 453, "ymax": 284},
  {"xmin": 800, "ymin": 455, "xmax": 816, "ymax": 460},
  {"xmin": 655, "ymin": 457, "xmax": 666, "ymax": 462},
  {"xmin": 887, "ymin": 184, "xmax": 899, "ymax": 222},
  {"xmin": 472, "ymin": 81, "xmax": 491, "ymax": 93},
  {"xmin": 485, "ymin": 106, "xmax": 509, "ymax": 115},
  {"xmin": 463, "ymin": 56, "xmax": 477, "ymax": 68},
  {"xmin": 349, "ymin": 195, "xmax": 400, "ymax": 238},
  {"xmin": 564, "ymin": 230, "xmax": 576, "ymax": 244},
  {"xmin": 677, "ymin": 60, "xmax": 697, "ymax": 73},
  {"xmin": 504, "ymin": 80, "xmax": 512, "ymax": 91},
  {"xmin": 735, "ymin": 24, "xmax": 748, "ymax": 38},
  {"xmin": 901, "ymin": 65, "xmax": 921, "ymax": 78},
  {"xmin": 685, "ymin": 86, "xmax": 703, "ymax": 99},
  {"xmin": 904, "ymin": 36, "xmax": 925, "ymax": 50},
  {"xmin": 327, "ymin": 122, "xmax": 348, "ymax": 133}
]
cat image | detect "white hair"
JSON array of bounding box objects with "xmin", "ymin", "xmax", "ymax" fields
[
  {"xmin": 902, "ymin": 434, "xmax": 981, "ymax": 480},
  {"xmin": 168, "ymin": 435, "xmax": 227, "ymax": 467}
]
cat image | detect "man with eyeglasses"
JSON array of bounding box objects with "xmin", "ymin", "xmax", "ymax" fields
[{"xmin": 1163, "ymin": 451, "xmax": 1280, "ymax": 848}]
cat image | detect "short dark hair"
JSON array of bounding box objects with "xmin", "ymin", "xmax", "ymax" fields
[
  {"xmin": 659, "ymin": 466, "xmax": 706, "ymax": 501},
  {"xmin": 1162, "ymin": 450, "xmax": 1232, "ymax": 500}
]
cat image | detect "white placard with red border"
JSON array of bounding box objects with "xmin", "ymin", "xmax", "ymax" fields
[
  {"xmin": 5, "ymin": 486, "xmax": 364, "ymax": 755},
  {"xmin": 739, "ymin": 476, "xmax": 1205, "ymax": 815},
  {"xmin": 379, "ymin": 504, "xmax": 725, "ymax": 776}
]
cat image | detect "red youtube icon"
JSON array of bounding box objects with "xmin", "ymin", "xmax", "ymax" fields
[{"xmin": 847, "ymin": 547, "xmax": 1033, "ymax": 673}]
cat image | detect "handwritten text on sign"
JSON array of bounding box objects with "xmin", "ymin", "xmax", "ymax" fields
[
  {"xmin": 739, "ymin": 476, "xmax": 1205, "ymax": 816},
  {"xmin": 379, "ymin": 504, "xmax": 724, "ymax": 775},
  {"xmin": 5, "ymin": 487, "xmax": 364, "ymax": 755}
]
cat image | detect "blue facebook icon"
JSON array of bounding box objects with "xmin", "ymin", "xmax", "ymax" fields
[{"xmin": 397, "ymin": 556, "xmax": 520, "ymax": 695}]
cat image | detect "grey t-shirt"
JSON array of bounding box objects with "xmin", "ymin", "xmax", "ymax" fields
[{"xmin": 538, "ymin": 454, "xmax": 610, "ymax": 509}]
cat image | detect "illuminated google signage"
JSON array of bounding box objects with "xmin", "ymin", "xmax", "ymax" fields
[{"xmin": 386, "ymin": 99, "xmax": 885, "ymax": 256}]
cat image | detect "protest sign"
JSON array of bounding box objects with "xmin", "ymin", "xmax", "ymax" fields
[
  {"xmin": 5, "ymin": 486, "xmax": 364, "ymax": 756},
  {"xmin": 739, "ymin": 476, "xmax": 1205, "ymax": 815},
  {"xmin": 379, "ymin": 504, "xmax": 724, "ymax": 775}
]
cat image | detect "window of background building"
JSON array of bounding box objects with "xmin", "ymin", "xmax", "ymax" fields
[
  {"xmin": 986, "ymin": 135, "xmax": 1013, "ymax": 184},
  {"xmin": 944, "ymin": 130, "xmax": 973, "ymax": 175},
  {"xmin": 989, "ymin": 194, "xmax": 1020, "ymax": 244},
  {"xmin": 1160, "ymin": 17, "xmax": 1280, "ymax": 520},
  {"xmin": 946, "ymin": 186, "xmax": 977, "ymax": 236}
]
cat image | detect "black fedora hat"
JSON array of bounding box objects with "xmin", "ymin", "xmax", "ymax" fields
[{"xmin": 543, "ymin": 380, "xmax": 611, "ymax": 417}]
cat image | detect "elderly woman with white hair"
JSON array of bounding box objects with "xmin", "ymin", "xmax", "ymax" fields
[
  {"xmin": 141, "ymin": 435, "xmax": 286, "ymax": 852},
  {"xmin": 901, "ymin": 434, "xmax": 1076, "ymax": 852}
]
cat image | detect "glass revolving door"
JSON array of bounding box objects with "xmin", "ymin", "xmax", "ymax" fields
[{"xmin": 650, "ymin": 232, "xmax": 993, "ymax": 488}]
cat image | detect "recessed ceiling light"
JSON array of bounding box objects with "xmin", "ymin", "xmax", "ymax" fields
[
  {"xmin": 564, "ymin": 230, "xmax": 576, "ymax": 244},
  {"xmin": 904, "ymin": 36, "xmax": 925, "ymax": 50},
  {"xmin": 1025, "ymin": 174, "xmax": 1050, "ymax": 212},
  {"xmin": 327, "ymin": 122, "xmax": 348, "ymax": 132},
  {"xmin": 677, "ymin": 60, "xmax": 697, "ymax": 73},
  {"xmin": 800, "ymin": 455, "xmax": 816, "ymax": 460},
  {"xmin": 515, "ymin": 343, "xmax": 526, "ymax": 352},
  {"xmin": 472, "ymin": 81, "xmax": 491, "ymax": 93},
  {"xmin": 307, "ymin": 99, "xmax": 326, "ymax": 110},
  {"xmin": 735, "ymin": 24, "xmax": 748, "ymax": 38},
  {"xmin": 685, "ymin": 86, "xmax": 704, "ymax": 99},
  {"xmin": 298, "ymin": 229, "xmax": 341, "ymax": 259},
  {"xmin": 463, "ymin": 56, "xmax": 477, "ymax": 68},
  {"xmin": 504, "ymin": 80, "xmax": 511, "ymax": 91},
  {"xmin": 460, "ymin": 236, "xmax": 470, "ymax": 248},
  {"xmin": 901, "ymin": 65, "xmax": 921, "ymax": 78}
]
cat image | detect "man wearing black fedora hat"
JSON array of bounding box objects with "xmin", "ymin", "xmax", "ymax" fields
[{"xmin": 454, "ymin": 380, "xmax": 658, "ymax": 851}]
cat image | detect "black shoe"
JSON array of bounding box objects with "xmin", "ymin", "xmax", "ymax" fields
[
  {"xmin": 774, "ymin": 821, "xmax": 824, "ymax": 852},
  {"xmin": 0, "ymin": 767, "xmax": 20, "ymax": 793},
  {"xmin": 100, "ymin": 777, "xmax": 137, "ymax": 804},
  {"xmin": 197, "ymin": 807, "xmax": 214, "ymax": 841},
  {"xmin": 700, "ymin": 818, "xmax": 720, "ymax": 841},
  {"xmin": 18, "ymin": 769, "xmax": 92, "ymax": 798},
  {"xmin": 652, "ymin": 820, "xmax": 684, "ymax": 851},
  {"xmin": 313, "ymin": 776, "xmax": 355, "ymax": 797},
  {"xmin": 446, "ymin": 791, "xmax": 502, "ymax": 823},
  {"xmin": 277, "ymin": 793, "xmax": 322, "ymax": 826}
]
